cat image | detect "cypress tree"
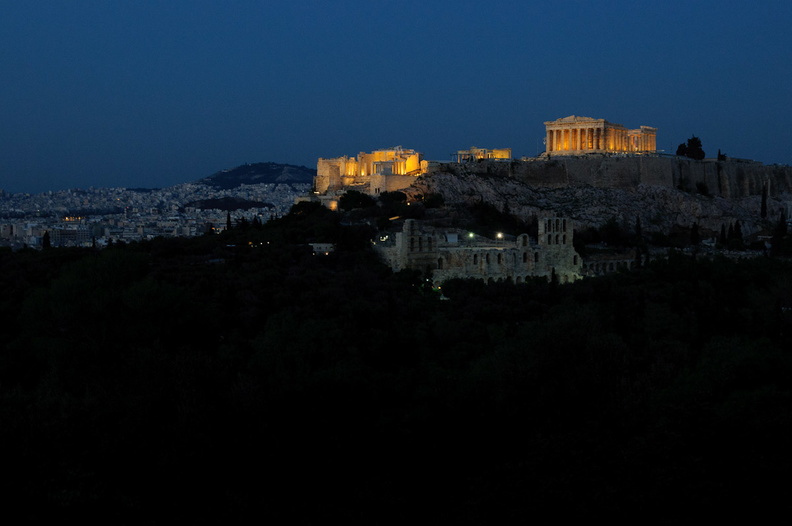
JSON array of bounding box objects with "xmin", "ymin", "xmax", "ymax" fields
[
  {"xmin": 727, "ymin": 221, "xmax": 745, "ymax": 250},
  {"xmin": 761, "ymin": 183, "xmax": 768, "ymax": 218},
  {"xmin": 777, "ymin": 209, "xmax": 788, "ymax": 237},
  {"xmin": 771, "ymin": 209, "xmax": 788, "ymax": 256}
]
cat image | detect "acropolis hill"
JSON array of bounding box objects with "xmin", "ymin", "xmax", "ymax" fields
[
  {"xmin": 310, "ymin": 116, "xmax": 792, "ymax": 239},
  {"xmin": 432, "ymin": 154, "xmax": 792, "ymax": 198},
  {"xmin": 407, "ymin": 159, "xmax": 792, "ymax": 239}
]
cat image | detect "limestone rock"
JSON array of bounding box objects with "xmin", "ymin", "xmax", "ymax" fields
[{"xmin": 407, "ymin": 170, "xmax": 788, "ymax": 239}]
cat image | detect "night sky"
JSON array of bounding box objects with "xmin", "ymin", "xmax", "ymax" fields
[{"xmin": 2, "ymin": 0, "xmax": 790, "ymax": 193}]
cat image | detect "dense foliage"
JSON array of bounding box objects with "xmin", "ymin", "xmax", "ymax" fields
[
  {"xmin": 676, "ymin": 135, "xmax": 706, "ymax": 160},
  {"xmin": 2, "ymin": 205, "xmax": 792, "ymax": 522}
]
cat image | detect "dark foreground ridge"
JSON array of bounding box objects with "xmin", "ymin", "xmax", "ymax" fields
[{"xmin": 2, "ymin": 202, "xmax": 792, "ymax": 522}]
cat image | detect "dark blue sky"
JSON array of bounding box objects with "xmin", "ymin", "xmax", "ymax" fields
[{"xmin": 2, "ymin": 0, "xmax": 791, "ymax": 193}]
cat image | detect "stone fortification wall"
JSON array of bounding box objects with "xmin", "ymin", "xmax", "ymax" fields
[
  {"xmin": 315, "ymin": 158, "xmax": 342, "ymax": 194},
  {"xmin": 370, "ymin": 174, "xmax": 420, "ymax": 195},
  {"xmin": 435, "ymin": 157, "xmax": 792, "ymax": 199}
]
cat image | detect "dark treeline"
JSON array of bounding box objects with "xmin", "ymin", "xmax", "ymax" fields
[{"xmin": 2, "ymin": 203, "xmax": 792, "ymax": 522}]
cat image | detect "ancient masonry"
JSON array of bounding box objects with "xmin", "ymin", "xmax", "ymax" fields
[
  {"xmin": 451, "ymin": 146, "xmax": 512, "ymax": 163},
  {"xmin": 374, "ymin": 218, "xmax": 582, "ymax": 286},
  {"xmin": 544, "ymin": 115, "xmax": 657, "ymax": 156},
  {"xmin": 313, "ymin": 116, "xmax": 657, "ymax": 203},
  {"xmin": 310, "ymin": 117, "xmax": 658, "ymax": 283},
  {"xmin": 315, "ymin": 146, "xmax": 427, "ymax": 199},
  {"xmin": 313, "ymin": 146, "xmax": 513, "ymax": 207}
]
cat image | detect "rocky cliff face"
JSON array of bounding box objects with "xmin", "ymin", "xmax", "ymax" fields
[
  {"xmin": 428, "ymin": 157, "xmax": 792, "ymax": 198},
  {"xmin": 407, "ymin": 165, "xmax": 790, "ymax": 239}
]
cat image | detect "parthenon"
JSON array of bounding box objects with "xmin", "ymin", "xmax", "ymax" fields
[{"xmin": 544, "ymin": 115, "xmax": 656, "ymax": 156}]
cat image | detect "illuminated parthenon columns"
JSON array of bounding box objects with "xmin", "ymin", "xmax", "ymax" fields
[{"xmin": 544, "ymin": 116, "xmax": 656, "ymax": 156}]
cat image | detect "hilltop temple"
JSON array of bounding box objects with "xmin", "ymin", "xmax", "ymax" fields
[
  {"xmin": 310, "ymin": 116, "xmax": 658, "ymax": 206},
  {"xmin": 544, "ymin": 115, "xmax": 657, "ymax": 156},
  {"xmin": 315, "ymin": 146, "xmax": 429, "ymax": 197}
]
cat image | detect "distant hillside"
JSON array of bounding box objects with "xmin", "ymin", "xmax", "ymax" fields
[{"xmin": 198, "ymin": 162, "xmax": 315, "ymax": 189}]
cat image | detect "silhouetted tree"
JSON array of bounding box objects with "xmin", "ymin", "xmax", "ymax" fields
[
  {"xmin": 678, "ymin": 136, "xmax": 705, "ymax": 160},
  {"xmin": 777, "ymin": 209, "xmax": 788, "ymax": 238},
  {"xmin": 691, "ymin": 223, "xmax": 700, "ymax": 245},
  {"xmin": 771, "ymin": 209, "xmax": 788, "ymax": 256},
  {"xmin": 378, "ymin": 191, "xmax": 407, "ymax": 206},
  {"xmin": 42, "ymin": 230, "xmax": 51, "ymax": 249},
  {"xmin": 423, "ymin": 193, "xmax": 445, "ymax": 209},
  {"xmin": 728, "ymin": 221, "xmax": 745, "ymax": 250},
  {"xmin": 226, "ymin": 212, "xmax": 232, "ymax": 231},
  {"xmin": 761, "ymin": 183, "xmax": 768, "ymax": 219},
  {"xmin": 719, "ymin": 224, "xmax": 727, "ymax": 246},
  {"xmin": 235, "ymin": 217, "xmax": 250, "ymax": 230},
  {"xmin": 600, "ymin": 216, "xmax": 627, "ymax": 246},
  {"xmin": 685, "ymin": 136, "xmax": 705, "ymax": 160},
  {"xmin": 340, "ymin": 190, "xmax": 376, "ymax": 211}
]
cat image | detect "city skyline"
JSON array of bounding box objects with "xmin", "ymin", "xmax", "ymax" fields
[{"xmin": 2, "ymin": 0, "xmax": 791, "ymax": 193}]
